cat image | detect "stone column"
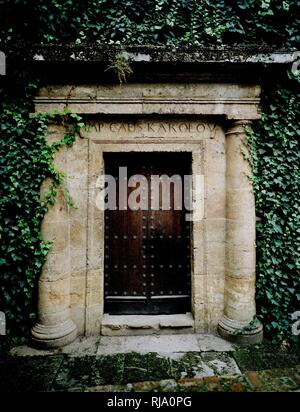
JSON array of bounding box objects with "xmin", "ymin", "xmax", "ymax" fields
[
  {"xmin": 31, "ymin": 164, "xmax": 78, "ymax": 348},
  {"xmin": 218, "ymin": 120, "xmax": 263, "ymax": 344}
]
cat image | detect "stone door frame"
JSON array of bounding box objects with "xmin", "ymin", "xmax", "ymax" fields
[{"xmin": 88, "ymin": 140, "xmax": 204, "ymax": 335}]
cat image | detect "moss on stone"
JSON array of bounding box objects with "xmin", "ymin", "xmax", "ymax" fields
[
  {"xmin": 53, "ymin": 355, "xmax": 95, "ymax": 391},
  {"xmin": 200, "ymin": 352, "xmax": 240, "ymax": 375},
  {"xmin": 25, "ymin": 44, "xmax": 291, "ymax": 65},
  {"xmin": 0, "ymin": 355, "xmax": 63, "ymax": 392},
  {"xmin": 92, "ymin": 354, "xmax": 125, "ymax": 386},
  {"xmin": 147, "ymin": 353, "xmax": 172, "ymax": 381},
  {"xmin": 124, "ymin": 352, "xmax": 148, "ymax": 383},
  {"xmin": 171, "ymin": 352, "xmax": 207, "ymax": 379},
  {"xmin": 233, "ymin": 347, "xmax": 299, "ymax": 372}
]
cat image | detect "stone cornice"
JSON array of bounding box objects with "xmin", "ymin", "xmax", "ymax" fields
[{"xmin": 21, "ymin": 44, "xmax": 296, "ymax": 65}]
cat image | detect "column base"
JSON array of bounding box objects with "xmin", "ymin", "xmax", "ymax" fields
[
  {"xmin": 218, "ymin": 315, "xmax": 263, "ymax": 345},
  {"xmin": 31, "ymin": 319, "xmax": 77, "ymax": 349}
]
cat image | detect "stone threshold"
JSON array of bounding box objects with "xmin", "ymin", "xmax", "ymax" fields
[{"xmin": 101, "ymin": 313, "xmax": 195, "ymax": 336}]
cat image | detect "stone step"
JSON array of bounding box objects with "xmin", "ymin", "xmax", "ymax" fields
[{"xmin": 101, "ymin": 313, "xmax": 194, "ymax": 336}]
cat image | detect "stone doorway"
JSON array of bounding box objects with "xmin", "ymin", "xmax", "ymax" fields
[
  {"xmin": 103, "ymin": 152, "xmax": 192, "ymax": 315},
  {"xmin": 31, "ymin": 81, "xmax": 264, "ymax": 348}
]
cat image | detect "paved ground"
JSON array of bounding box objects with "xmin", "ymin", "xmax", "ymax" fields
[
  {"xmin": 0, "ymin": 334, "xmax": 299, "ymax": 392},
  {"xmin": 11, "ymin": 333, "xmax": 236, "ymax": 356}
]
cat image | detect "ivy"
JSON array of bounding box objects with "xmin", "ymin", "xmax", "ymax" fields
[
  {"xmin": 248, "ymin": 71, "xmax": 300, "ymax": 344},
  {"xmin": 1, "ymin": 1, "xmax": 299, "ymax": 47},
  {"xmin": 0, "ymin": 0, "xmax": 299, "ymax": 344}
]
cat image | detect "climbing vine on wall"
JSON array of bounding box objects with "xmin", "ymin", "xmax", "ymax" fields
[
  {"xmin": 0, "ymin": 88, "xmax": 84, "ymax": 340},
  {"xmin": 0, "ymin": 0, "xmax": 299, "ymax": 343},
  {"xmin": 1, "ymin": 0, "xmax": 299, "ymax": 47},
  {"xmin": 249, "ymin": 72, "xmax": 300, "ymax": 344}
]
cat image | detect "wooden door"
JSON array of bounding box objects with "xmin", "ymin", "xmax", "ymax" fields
[{"xmin": 104, "ymin": 153, "xmax": 191, "ymax": 314}]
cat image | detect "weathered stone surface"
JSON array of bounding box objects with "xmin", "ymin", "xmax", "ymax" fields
[
  {"xmin": 32, "ymin": 80, "xmax": 262, "ymax": 347},
  {"xmin": 35, "ymin": 83, "xmax": 261, "ymax": 120},
  {"xmin": 85, "ymin": 304, "xmax": 102, "ymax": 336},
  {"xmin": 53, "ymin": 353, "xmax": 127, "ymax": 389},
  {"xmin": 217, "ymin": 121, "xmax": 263, "ymax": 343},
  {"xmin": 28, "ymin": 45, "xmax": 295, "ymax": 67},
  {"xmin": 200, "ymin": 352, "xmax": 241, "ymax": 375},
  {"xmin": 11, "ymin": 333, "xmax": 236, "ymax": 357},
  {"xmin": 61, "ymin": 336, "xmax": 99, "ymax": 356},
  {"xmin": 124, "ymin": 352, "xmax": 148, "ymax": 382},
  {"xmin": 171, "ymin": 352, "xmax": 214, "ymax": 379},
  {"xmin": 97, "ymin": 334, "xmax": 200, "ymax": 355},
  {"xmin": 0, "ymin": 355, "xmax": 63, "ymax": 392},
  {"xmin": 198, "ymin": 334, "xmax": 236, "ymax": 352},
  {"xmin": 132, "ymin": 379, "xmax": 177, "ymax": 392},
  {"xmin": 91, "ymin": 354, "xmax": 126, "ymax": 385},
  {"xmin": 233, "ymin": 347, "xmax": 299, "ymax": 372},
  {"xmin": 147, "ymin": 353, "xmax": 172, "ymax": 381},
  {"xmin": 101, "ymin": 313, "xmax": 194, "ymax": 336},
  {"xmin": 53, "ymin": 355, "xmax": 96, "ymax": 390},
  {"xmin": 5, "ymin": 336, "xmax": 300, "ymax": 391}
]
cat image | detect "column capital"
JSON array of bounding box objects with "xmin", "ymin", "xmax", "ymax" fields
[{"xmin": 226, "ymin": 120, "xmax": 253, "ymax": 136}]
